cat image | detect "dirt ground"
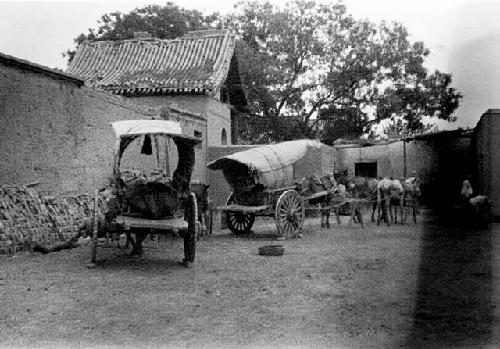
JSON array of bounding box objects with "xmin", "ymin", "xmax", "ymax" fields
[{"xmin": 0, "ymin": 209, "xmax": 499, "ymax": 349}]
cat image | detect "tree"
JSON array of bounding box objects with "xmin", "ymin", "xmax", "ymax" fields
[
  {"xmin": 225, "ymin": 0, "xmax": 462, "ymax": 144},
  {"xmin": 64, "ymin": 2, "xmax": 220, "ymax": 62}
]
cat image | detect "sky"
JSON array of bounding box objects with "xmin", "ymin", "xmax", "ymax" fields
[{"xmin": 1, "ymin": 0, "xmax": 500, "ymax": 130}]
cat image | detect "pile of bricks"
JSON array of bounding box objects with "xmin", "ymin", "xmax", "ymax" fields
[{"xmin": 0, "ymin": 186, "xmax": 103, "ymax": 254}]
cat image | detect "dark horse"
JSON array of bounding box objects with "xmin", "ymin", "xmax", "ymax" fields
[
  {"xmin": 297, "ymin": 174, "xmax": 337, "ymax": 228},
  {"xmin": 334, "ymin": 170, "xmax": 378, "ymax": 224}
]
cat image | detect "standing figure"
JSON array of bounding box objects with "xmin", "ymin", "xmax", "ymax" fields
[{"xmin": 461, "ymin": 178, "xmax": 473, "ymax": 207}]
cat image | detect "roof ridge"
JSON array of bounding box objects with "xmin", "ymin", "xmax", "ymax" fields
[
  {"xmin": 182, "ymin": 29, "xmax": 232, "ymax": 38},
  {"xmin": 82, "ymin": 29, "xmax": 233, "ymax": 46}
]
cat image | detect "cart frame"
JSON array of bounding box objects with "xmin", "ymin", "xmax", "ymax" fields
[{"xmin": 89, "ymin": 120, "xmax": 202, "ymax": 267}]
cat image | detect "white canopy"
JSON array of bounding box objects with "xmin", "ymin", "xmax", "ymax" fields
[
  {"xmin": 207, "ymin": 140, "xmax": 323, "ymax": 189},
  {"xmin": 111, "ymin": 119, "xmax": 186, "ymax": 139}
]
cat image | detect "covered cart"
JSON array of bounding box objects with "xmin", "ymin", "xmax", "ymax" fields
[
  {"xmin": 207, "ymin": 140, "xmax": 329, "ymax": 239},
  {"xmin": 89, "ymin": 120, "xmax": 202, "ymax": 267}
]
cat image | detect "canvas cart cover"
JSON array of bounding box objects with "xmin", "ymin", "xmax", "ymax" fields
[
  {"xmin": 207, "ymin": 140, "xmax": 323, "ymax": 190},
  {"xmin": 111, "ymin": 119, "xmax": 200, "ymax": 142}
]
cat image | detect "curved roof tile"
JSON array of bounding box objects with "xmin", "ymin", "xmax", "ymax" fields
[{"xmin": 67, "ymin": 29, "xmax": 235, "ymax": 96}]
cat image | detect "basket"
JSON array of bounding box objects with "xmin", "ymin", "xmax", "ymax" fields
[{"xmin": 258, "ymin": 244, "xmax": 285, "ymax": 256}]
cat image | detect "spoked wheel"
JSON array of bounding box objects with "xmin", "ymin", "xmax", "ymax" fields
[
  {"xmin": 275, "ymin": 190, "xmax": 305, "ymax": 239},
  {"xmin": 226, "ymin": 193, "xmax": 255, "ymax": 235},
  {"xmin": 183, "ymin": 193, "xmax": 198, "ymax": 266}
]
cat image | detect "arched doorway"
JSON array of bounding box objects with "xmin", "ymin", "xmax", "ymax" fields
[{"xmin": 221, "ymin": 128, "xmax": 227, "ymax": 145}]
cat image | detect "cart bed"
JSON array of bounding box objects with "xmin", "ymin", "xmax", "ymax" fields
[
  {"xmin": 217, "ymin": 204, "xmax": 270, "ymax": 213},
  {"xmin": 115, "ymin": 215, "xmax": 188, "ymax": 232}
]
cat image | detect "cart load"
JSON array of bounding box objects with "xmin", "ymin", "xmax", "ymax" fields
[{"xmin": 207, "ymin": 140, "xmax": 329, "ymax": 238}]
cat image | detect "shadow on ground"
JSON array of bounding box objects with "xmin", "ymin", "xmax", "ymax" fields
[{"xmin": 406, "ymin": 208, "xmax": 495, "ymax": 348}]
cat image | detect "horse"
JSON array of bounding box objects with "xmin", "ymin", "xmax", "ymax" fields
[
  {"xmin": 402, "ymin": 177, "xmax": 421, "ymax": 223},
  {"xmin": 334, "ymin": 171, "xmax": 376, "ymax": 226},
  {"xmin": 297, "ymin": 174, "xmax": 337, "ymax": 228},
  {"xmin": 346, "ymin": 176, "xmax": 379, "ymax": 222},
  {"xmin": 376, "ymin": 178, "xmax": 404, "ymax": 226},
  {"xmin": 469, "ymin": 195, "xmax": 490, "ymax": 226}
]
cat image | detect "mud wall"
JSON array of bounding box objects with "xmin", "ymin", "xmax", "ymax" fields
[{"xmin": 0, "ymin": 57, "xmax": 157, "ymax": 195}]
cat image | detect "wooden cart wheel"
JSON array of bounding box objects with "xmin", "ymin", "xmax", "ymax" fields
[
  {"xmin": 275, "ymin": 190, "xmax": 305, "ymax": 239},
  {"xmin": 183, "ymin": 193, "xmax": 198, "ymax": 266},
  {"xmin": 226, "ymin": 194, "xmax": 255, "ymax": 235}
]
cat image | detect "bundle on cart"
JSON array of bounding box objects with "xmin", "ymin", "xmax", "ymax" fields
[{"xmin": 121, "ymin": 178, "xmax": 179, "ymax": 220}]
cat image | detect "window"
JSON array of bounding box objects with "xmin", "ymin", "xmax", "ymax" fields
[
  {"xmin": 221, "ymin": 128, "xmax": 228, "ymax": 145},
  {"xmin": 194, "ymin": 130, "xmax": 202, "ymax": 149},
  {"xmin": 355, "ymin": 162, "xmax": 377, "ymax": 178}
]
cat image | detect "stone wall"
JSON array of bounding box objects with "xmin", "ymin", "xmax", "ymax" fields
[{"xmin": 0, "ymin": 185, "xmax": 101, "ymax": 254}]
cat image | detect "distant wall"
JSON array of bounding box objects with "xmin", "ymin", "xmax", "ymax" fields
[
  {"xmin": 474, "ymin": 109, "xmax": 500, "ymax": 218},
  {"xmin": 0, "ymin": 58, "xmax": 157, "ymax": 195},
  {"xmin": 334, "ymin": 137, "xmax": 472, "ymax": 206}
]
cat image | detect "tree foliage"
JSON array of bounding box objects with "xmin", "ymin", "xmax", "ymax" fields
[
  {"xmin": 64, "ymin": 2, "xmax": 219, "ymax": 62},
  {"xmin": 226, "ymin": 0, "xmax": 462, "ymax": 144}
]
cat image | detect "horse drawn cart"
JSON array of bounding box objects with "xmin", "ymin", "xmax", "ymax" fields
[
  {"xmin": 207, "ymin": 140, "xmax": 334, "ymax": 239},
  {"xmin": 88, "ymin": 120, "xmax": 203, "ymax": 267}
]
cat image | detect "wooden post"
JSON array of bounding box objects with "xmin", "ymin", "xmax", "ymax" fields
[
  {"xmin": 403, "ymin": 139, "xmax": 407, "ymax": 178},
  {"xmin": 87, "ymin": 189, "xmax": 99, "ymax": 268}
]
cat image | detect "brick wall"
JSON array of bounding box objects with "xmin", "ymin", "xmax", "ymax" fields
[
  {"xmin": 0, "ymin": 185, "xmax": 102, "ymax": 254},
  {"xmin": 0, "ymin": 60, "xmax": 157, "ymax": 195}
]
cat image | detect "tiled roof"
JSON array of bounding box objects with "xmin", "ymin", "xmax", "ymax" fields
[{"xmin": 67, "ymin": 29, "xmax": 236, "ymax": 96}]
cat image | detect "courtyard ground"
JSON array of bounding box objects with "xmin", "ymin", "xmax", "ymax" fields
[{"xmin": 0, "ymin": 209, "xmax": 499, "ymax": 349}]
